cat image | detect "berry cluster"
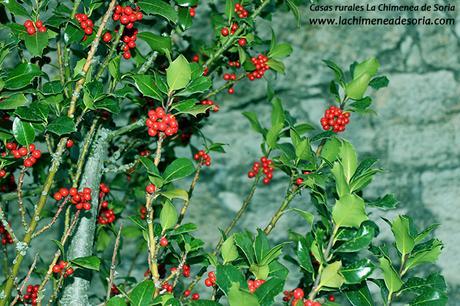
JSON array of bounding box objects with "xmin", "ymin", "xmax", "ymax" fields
[
  {"xmin": 234, "ymin": 3, "xmax": 249, "ymax": 18},
  {"xmin": 247, "ymin": 279, "xmax": 265, "ymax": 293},
  {"xmin": 121, "ymin": 28, "xmax": 138, "ymax": 59},
  {"xmin": 223, "ymin": 73, "xmax": 237, "ymax": 81},
  {"xmin": 320, "ymin": 106, "xmax": 350, "ymax": 133},
  {"xmin": 53, "ymin": 187, "xmax": 92, "ymax": 211},
  {"xmin": 23, "ymin": 20, "xmax": 46, "ymax": 35},
  {"xmin": 247, "ymin": 157, "xmax": 274, "ymax": 184},
  {"xmin": 6, "ymin": 143, "xmax": 42, "ymax": 167},
  {"xmin": 228, "ymin": 60, "xmax": 240, "ymax": 67},
  {"xmin": 98, "ymin": 201, "xmax": 116, "ymax": 224},
  {"xmin": 139, "ymin": 206, "xmax": 147, "ymax": 219},
  {"xmin": 52, "ymin": 260, "xmax": 74, "ymax": 277},
  {"xmin": 22, "ymin": 285, "xmax": 39, "ymax": 305},
  {"xmin": 193, "ymin": 150, "xmax": 211, "ymax": 167},
  {"xmin": 0, "ymin": 224, "xmax": 13, "ymax": 245},
  {"xmin": 99, "ymin": 183, "xmax": 110, "ymax": 198},
  {"xmin": 247, "ymin": 55, "xmax": 269, "ymax": 81},
  {"xmin": 161, "ymin": 282, "xmax": 173, "ymax": 293},
  {"xmin": 75, "ymin": 13, "xmax": 94, "ymax": 36},
  {"xmin": 183, "ymin": 290, "xmax": 199, "ymax": 300},
  {"xmin": 282, "ymin": 288, "xmax": 322, "ymax": 306},
  {"xmin": 112, "ymin": 5, "xmax": 143, "ymax": 29},
  {"xmin": 204, "ymin": 271, "xmax": 216, "ymax": 287},
  {"xmin": 221, "ymin": 22, "xmax": 239, "ymax": 37},
  {"xmin": 146, "ymin": 107, "xmax": 179, "ymax": 137},
  {"xmin": 145, "ymin": 183, "xmax": 156, "ymax": 194},
  {"xmin": 200, "ymin": 99, "xmax": 219, "ymax": 112}
]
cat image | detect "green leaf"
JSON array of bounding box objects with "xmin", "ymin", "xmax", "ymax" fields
[
  {"xmin": 323, "ymin": 59, "xmax": 344, "ymax": 83},
  {"xmin": 138, "ymin": 0, "xmax": 178, "ymax": 23},
  {"xmin": 341, "ymin": 259, "xmax": 374, "ymax": 284},
  {"xmin": 332, "ymin": 194, "xmax": 367, "ymax": 229},
  {"xmin": 379, "ymin": 256, "xmax": 403, "ymax": 295},
  {"xmin": 216, "ymin": 265, "xmax": 246, "ymax": 296},
  {"xmin": 15, "ymin": 103, "xmax": 49, "ymax": 122},
  {"xmin": 4, "ymin": 63, "xmax": 42, "ymax": 90},
  {"xmin": 255, "ymin": 278, "xmax": 285, "ymax": 306},
  {"xmin": 369, "ymin": 76, "xmax": 389, "ymax": 89},
  {"xmin": 42, "ymin": 81, "xmax": 64, "ymax": 95},
  {"xmin": 344, "ymin": 283, "xmax": 374, "ymax": 306},
  {"xmin": 266, "ymin": 58, "xmax": 285, "ymax": 73},
  {"xmin": 400, "ymin": 273, "xmax": 446, "ymax": 296},
  {"xmin": 228, "ymin": 283, "xmax": 260, "ymax": 306},
  {"xmin": 409, "ymin": 288, "xmax": 447, "ymax": 306},
  {"xmin": 340, "ymin": 140, "xmax": 358, "ymax": 182},
  {"xmin": 249, "ymin": 264, "xmax": 269, "ymax": 280},
  {"xmin": 166, "ymin": 55, "xmax": 191, "ymax": 92},
  {"xmin": 160, "ymin": 189, "xmax": 188, "ymax": 201},
  {"xmin": 160, "ymin": 200, "xmax": 178, "ymax": 230},
  {"xmin": 405, "ymin": 239, "xmax": 443, "ymax": 271},
  {"xmin": 242, "ymin": 112, "xmax": 264, "ymax": 134},
  {"xmin": 107, "ymin": 296, "xmax": 127, "ymax": 306},
  {"xmin": 268, "ymin": 43, "xmax": 293, "ymax": 59},
  {"xmin": 139, "ymin": 156, "xmax": 161, "ymax": 176},
  {"xmin": 320, "ymin": 137, "xmax": 341, "ymax": 163},
  {"xmin": 189, "ymin": 301, "xmax": 221, "ymax": 306},
  {"xmin": 47, "ymin": 117, "xmax": 76, "ymax": 136},
  {"xmin": 353, "ymin": 57, "xmax": 380, "ymax": 79},
  {"xmin": 137, "ymin": 32, "xmax": 172, "ymax": 54},
  {"xmin": 254, "ymin": 229, "xmax": 270, "ymax": 263},
  {"xmin": 12, "ymin": 118, "xmax": 35, "ymax": 146},
  {"xmin": 225, "ymin": 0, "xmax": 234, "ymax": 21},
  {"xmin": 0, "ymin": 93, "xmax": 28, "ymax": 110},
  {"xmin": 286, "ymin": 0, "xmax": 300, "ymax": 26},
  {"xmin": 414, "ymin": 223, "xmax": 439, "ymax": 244},
  {"xmin": 289, "ymin": 208, "xmax": 314, "ymax": 226},
  {"xmin": 260, "ymin": 243, "xmax": 286, "ymax": 266},
  {"xmin": 319, "ymin": 261, "xmax": 344, "ymax": 288},
  {"xmin": 3, "ymin": 0, "xmax": 30, "ymax": 17},
  {"xmin": 331, "ymin": 162, "xmax": 350, "ymax": 198},
  {"xmin": 266, "ymin": 123, "xmax": 283, "ymax": 149},
  {"xmin": 296, "ymin": 239, "xmax": 313, "ymax": 273},
  {"xmin": 71, "ymin": 256, "xmax": 101, "ymax": 271},
  {"xmin": 131, "ymin": 75, "xmax": 163, "ymax": 101},
  {"xmin": 346, "ymin": 73, "xmax": 372, "ymax": 100},
  {"xmin": 391, "ymin": 215, "xmax": 415, "ymax": 257},
  {"xmin": 24, "ymin": 32, "xmax": 49, "ymax": 56},
  {"xmin": 162, "ymin": 158, "xmax": 195, "ymax": 183},
  {"xmin": 234, "ymin": 232, "xmax": 255, "ymax": 264},
  {"xmin": 367, "ymin": 194, "xmax": 398, "ymax": 210},
  {"xmin": 129, "ymin": 280, "xmax": 154, "ymax": 306},
  {"xmin": 335, "ymin": 223, "xmax": 375, "ymax": 253},
  {"xmin": 178, "ymin": 76, "xmax": 211, "ymax": 96},
  {"xmin": 222, "ymin": 236, "xmax": 239, "ymax": 264},
  {"xmin": 94, "ymin": 98, "xmax": 120, "ymax": 114}
]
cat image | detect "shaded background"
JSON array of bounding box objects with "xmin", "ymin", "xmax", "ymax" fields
[{"xmin": 179, "ymin": 0, "xmax": 460, "ymax": 303}]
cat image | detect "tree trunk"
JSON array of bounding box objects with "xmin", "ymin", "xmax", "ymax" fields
[{"xmin": 60, "ymin": 128, "xmax": 110, "ymax": 306}]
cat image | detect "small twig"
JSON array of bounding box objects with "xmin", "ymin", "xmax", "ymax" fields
[
  {"xmin": 46, "ymin": 274, "xmax": 64, "ymax": 306},
  {"xmin": 45, "ymin": 134, "xmax": 54, "ymax": 155},
  {"xmin": 11, "ymin": 254, "xmax": 39, "ymax": 306},
  {"xmin": 263, "ymin": 183, "xmax": 300, "ymax": 235},
  {"xmin": 33, "ymin": 198, "xmax": 68, "ymax": 238},
  {"xmin": 73, "ymin": 119, "xmax": 99, "ymax": 187},
  {"xmin": 16, "ymin": 167, "xmax": 29, "ymax": 230},
  {"xmin": 177, "ymin": 165, "xmax": 202, "ymax": 225},
  {"xmin": 106, "ymin": 225, "xmax": 123, "ymax": 303},
  {"xmin": 154, "ymin": 135, "xmax": 164, "ymax": 166}
]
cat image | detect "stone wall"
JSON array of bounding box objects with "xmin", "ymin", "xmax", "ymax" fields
[{"xmin": 184, "ymin": 0, "xmax": 460, "ymax": 303}]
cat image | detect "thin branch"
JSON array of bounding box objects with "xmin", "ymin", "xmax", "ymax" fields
[
  {"xmin": 263, "ymin": 184, "xmax": 300, "ymax": 235},
  {"xmin": 16, "ymin": 167, "xmax": 28, "ymax": 230},
  {"xmin": 105, "ymin": 225, "xmax": 123, "ymax": 303},
  {"xmin": 73, "ymin": 118, "xmax": 99, "ymax": 187},
  {"xmin": 177, "ymin": 165, "xmax": 202, "ymax": 225},
  {"xmin": 10, "ymin": 254, "xmax": 39, "ymax": 306},
  {"xmin": 32, "ymin": 198, "xmax": 68, "ymax": 238}
]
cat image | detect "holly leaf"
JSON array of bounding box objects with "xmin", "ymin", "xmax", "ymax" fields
[
  {"xmin": 159, "ymin": 200, "xmax": 178, "ymax": 230},
  {"xmin": 137, "ymin": 32, "xmax": 172, "ymax": 54},
  {"xmin": 138, "ymin": 0, "xmax": 178, "ymax": 23},
  {"xmin": 332, "ymin": 194, "xmax": 367, "ymax": 229},
  {"xmin": 4, "ymin": 63, "xmax": 42, "ymax": 90},
  {"xmin": 162, "ymin": 158, "xmax": 195, "ymax": 183},
  {"xmin": 166, "ymin": 55, "xmax": 191, "ymax": 92},
  {"xmin": 24, "ymin": 32, "xmax": 49, "ymax": 56},
  {"xmin": 12, "ymin": 117, "xmax": 35, "ymax": 146},
  {"xmin": 47, "ymin": 117, "xmax": 76, "ymax": 136},
  {"xmin": 71, "ymin": 256, "xmax": 101, "ymax": 271}
]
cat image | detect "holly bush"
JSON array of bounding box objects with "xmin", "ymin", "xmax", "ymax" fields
[{"xmin": 0, "ymin": 0, "xmax": 448, "ymax": 305}]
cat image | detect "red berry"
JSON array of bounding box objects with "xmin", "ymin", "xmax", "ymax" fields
[
  {"xmin": 191, "ymin": 293, "xmax": 199, "ymax": 300},
  {"xmin": 221, "ymin": 27, "xmax": 229, "ymax": 36},
  {"xmin": 228, "ymin": 87, "xmax": 235, "ymax": 94},
  {"xmin": 238, "ymin": 38, "xmax": 247, "ymax": 46},
  {"xmin": 58, "ymin": 260, "xmax": 67, "ymax": 269},
  {"xmin": 26, "ymin": 26, "xmax": 36, "ymax": 35},
  {"xmin": 159, "ymin": 237, "xmax": 168, "ymax": 247},
  {"xmin": 103, "ymin": 32, "xmax": 112, "ymax": 43},
  {"xmin": 295, "ymin": 178, "xmax": 303, "ymax": 186},
  {"xmin": 120, "ymin": 15, "xmax": 129, "ymax": 24},
  {"xmin": 35, "ymin": 20, "xmax": 43, "ymax": 28},
  {"xmin": 84, "ymin": 27, "xmax": 93, "ymax": 35},
  {"xmin": 52, "ymin": 265, "xmax": 61, "ymax": 273},
  {"xmin": 146, "ymin": 184, "xmax": 156, "ymax": 194},
  {"xmin": 123, "ymin": 51, "xmax": 131, "ymax": 59},
  {"xmin": 0, "ymin": 170, "xmax": 6, "ymax": 178},
  {"xmin": 66, "ymin": 139, "xmax": 74, "ymax": 148},
  {"xmin": 19, "ymin": 147, "xmax": 28, "ymax": 156},
  {"xmin": 328, "ymin": 295, "xmax": 335, "ymax": 302},
  {"xmin": 124, "ymin": 6, "xmax": 133, "ymax": 15},
  {"xmin": 204, "ymin": 278, "xmax": 213, "ymax": 287},
  {"xmin": 32, "ymin": 150, "xmax": 41, "ymax": 159},
  {"xmin": 24, "ymin": 20, "xmax": 33, "ymax": 28},
  {"xmin": 184, "ymin": 290, "xmax": 191, "ymax": 297},
  {"xmin": 24, "ymin": 159, "xmax": 34, "ymax": 167},
  {"xmin": 293, "ymin": 288, "xmax": 304, "ymax": 300},
  {"xmin": 53, "ymin": 193, "xmax": 63, "ymax": 201},
  {"xmin": 189, "ymin": 7, "xmax": 196, "ymax": 17},
  {"xmin": 38, "ymin": 26, "xmax": 47, "ymax": 32}
]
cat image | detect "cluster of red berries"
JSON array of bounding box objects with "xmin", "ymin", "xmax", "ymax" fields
[
  {"xmin": 200, "ymin": 99, "xmax": 219, "ymax": 112},
  {"xmin": 193, "ymin": 150, "xmax": 211, "ymax": 167},
  {"xmin": 23, "ymin": 20, "xmax": 46, "ymax": 35},
  {"xmin": 170, "ymin": 264, "xmax": 190, "ymax": 277},
  {"xmin": 247, "ymin": 55, "xmax": 269, "ymax": 81},
  {"xmin": 145, "ymin": 183, "xmax": 156, "ymax": 194},
  {"xmin": 247, "ymin": 157, "xmax": 274, "ymax": 184},
  {"xmin": 162, "ymin": 282, "xmax": 174, "ymax": 293},
  {"xmin": 159, "ymin": 236, "xmax": 168, "ymax": 247},
  {"xmin": 234, "ymin": 3, "xmax": 249, "ymax": 18},
  {"xmin": 146, "ymin": 107, "xmax": 179, "ymax": 137},
  {"xmin": 75, "ymin": 13, "xmax": 94, "ymax": 36},
  {"xmin": 0, "ymin": 224, "xmax": 13, "ymax": 245},
  {"xmin": 139, "ymin": 206, "xmax": 147, "ymax": 219},
  {"xmin": 223, "ymin": 73, "xmax": 237, "ymax": 81},
  {"xmin": 98, "ymin": 201, "xmax": 116, "ymax": 224},
  {"xmin": 121, "ymin": 28, "xmax": 138, "ymax": 59},
  {"xmin": 53, "ymin": 187, "xmax": 92, "ymax": 211},
  {"xmin": 52, "ymin": 260, "xmax": 74, "ymax": 277},
  {"xmin": 247, "ymin": 279, "xmax": 265, "ymax": 293},
  {"xmin": 228, "ymin": 60, "xmax": 240, "ymax": 67},
  {"xmin": 320, "ymin": 106, "xmax": 350, "ymax": 133},
  {"xmin": 283, "ymin": 288, "xmax": 324, "ymax": 306},
  {"xmin": 112, "ymin": 5, "xmax": 143, "ymax": 29},
  {"xmin": 99, "ymin": 183, "xmax": 110, "ymax": 198},
  {"xmin": 183, "ymin": 290, "xmax": 200, "ymax": 300},
  {"xmin": 204, "ymin": 271, "xmax": 216, "ymax": 287},
  {"xmin": 22, "ymin": 285, "xmax": 39, "ymax": 305},
  {"xmin": 221, "ymin": 22, "xmax": 239, "ymax": 37},
  {"xmin": 5, "ymin": 143, "xmax": 42, "ymax": 167}
]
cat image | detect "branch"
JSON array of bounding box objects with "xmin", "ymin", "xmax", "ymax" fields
[
  {"xmin": 32, "ymin": 198, "xmax": 68, "ymax": 238},
  {"xmin": 263, "ymin": 184, "xmax": 300, "ymax": 235},
  {"xmin": 106, "ymin": 225, "xmax": 123, "ymax": 302},
  {"xmin": 177, "ymin": 165, "xmax": 202, "ymax": 225},
  {"xmin": 16, "ymin": 167, "xmax": 28, "ymax": 230},
  {"xmin": 10, "ymin": 254, "xmax": 39, "ymax": 306}
]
